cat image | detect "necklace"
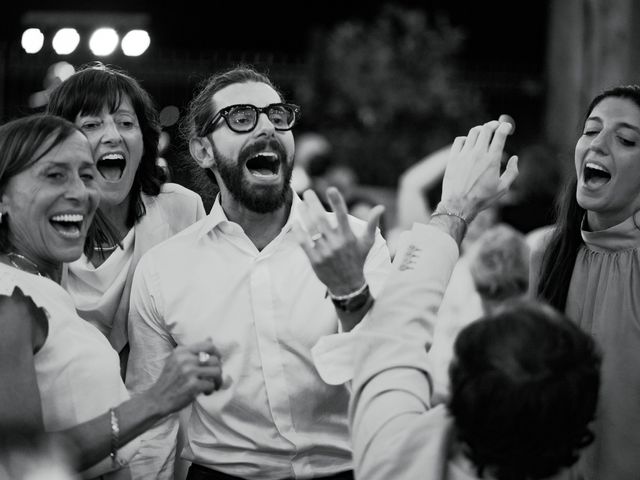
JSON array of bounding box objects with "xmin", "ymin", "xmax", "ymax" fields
[
  {"xmin": 6, "ymin": 252, "xmax": 45, "ymax": 277},
  {"xmin": 93, "ymin": 244, "xmax": 120, "ymax": 252}
]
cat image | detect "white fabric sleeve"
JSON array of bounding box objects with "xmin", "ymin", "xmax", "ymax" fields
[
  {"xmin": 350, "ymin": 224, "xmax": 459, "ymax": 480},
  {"xmin": 125, "ymin": 254, "xmax": 180, "ymax": 480}
]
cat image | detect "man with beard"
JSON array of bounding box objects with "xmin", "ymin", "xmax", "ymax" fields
[{"xmin": 125, "ymin": 67, "xmax": 391, "ymax": 480}]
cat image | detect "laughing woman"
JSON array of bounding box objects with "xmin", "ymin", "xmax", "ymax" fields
[
  {"xmin": 46, "ymin": 64, "xmax": 205, "ymax": 372},
  {"xmin": 531, "ymin": 85, "xmax": 640, "ymax": 480},
  {"xmin": 0, "ymin": 115, "xmax": 221, "ymax": 479}
]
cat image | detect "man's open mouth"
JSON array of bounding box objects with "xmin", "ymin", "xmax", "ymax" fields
[
  {"xmin": 97, "ymin": 153, "xmax": 126, "ymax": 182},
  {"xmin": 583, "ymin": 161, "xmax": 611, "ymax": 188},
  {"xmin": 246, "ymin": 152, "xmax": 280, "ymax": 178}
]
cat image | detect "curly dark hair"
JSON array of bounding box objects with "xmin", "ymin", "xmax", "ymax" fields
[
  {"xmin": 448, "ymin": 300, "xmax": 601, "ymax": 480},
  {"xmin": 45, "ymin": 62, "xmax": 163, "ymax": 256}
]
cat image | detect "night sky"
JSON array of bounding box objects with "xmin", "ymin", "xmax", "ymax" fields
[{"xmin": 1, "ymin": 1, "xmax": 549, "ymax": 70}]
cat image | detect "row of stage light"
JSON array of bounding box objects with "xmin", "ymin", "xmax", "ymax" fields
[{"xmin": 21, "ymin": 28, "xmax": 150, "ymax": 56}]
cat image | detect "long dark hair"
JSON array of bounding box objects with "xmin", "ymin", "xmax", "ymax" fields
[{"xmin": 536, "ymin": 84, "xmax": 640, "ymax": 311}]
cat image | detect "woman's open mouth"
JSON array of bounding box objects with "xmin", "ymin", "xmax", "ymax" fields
[
  {"xmin": 97, "ymin": 153, "xmax": 126, "ymax": 182},
  {"xmin": 50, "ymin": 213, "xmax": 84, "ymax": 239},
  {"xmin": 583, "ymin": 162, "xmax": 611, "ymax": 188}
]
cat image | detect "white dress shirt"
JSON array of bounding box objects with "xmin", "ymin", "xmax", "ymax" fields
[{"xmin": 126, "ymin": 191, "xmax": 391, "ymax": 480}]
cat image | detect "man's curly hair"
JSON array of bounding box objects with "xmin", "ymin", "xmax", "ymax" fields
[{"xmin": 448, "ymin": 300, "xmax": 601, "ymax": 480}]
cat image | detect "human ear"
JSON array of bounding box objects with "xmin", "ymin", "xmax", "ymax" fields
[{"xmin": 189, "ymin": 136, "xmax": 216, "ymax": 169}]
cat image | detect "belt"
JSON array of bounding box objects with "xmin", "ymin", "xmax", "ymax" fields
[{"xmin": 186, "ymin": 463, "xmax": 354, "ymax": 480}]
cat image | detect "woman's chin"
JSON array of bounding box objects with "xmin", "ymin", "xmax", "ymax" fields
[{"xmin": 55, "ymin": 245, "xmax": 86, "ymax": 264}]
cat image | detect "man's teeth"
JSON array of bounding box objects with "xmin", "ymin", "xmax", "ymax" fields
[{"xmin": 51, "ymin": 214, "xmax": 84, "ymax": 222}]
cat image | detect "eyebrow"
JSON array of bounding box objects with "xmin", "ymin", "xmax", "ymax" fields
[
  {"xmin": 41, "ymin": 159, "xmax": 95, "ymax": 168},
  {"xmin": 587, "ymin": 116, "xmax": 640, "ymax": 133}
]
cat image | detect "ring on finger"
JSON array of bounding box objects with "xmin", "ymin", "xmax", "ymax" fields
[
  {"xmin": 310, "ymin": 232, "xmax": 324, "ymax": 242},
  {"xmin": 198, "ymin": 351, "xmax": 211, "ymax": 365}
]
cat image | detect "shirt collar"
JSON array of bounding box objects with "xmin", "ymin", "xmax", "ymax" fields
[{"xmin": 197, "ymin": 188, "xmax": 306, "ymax": 239}]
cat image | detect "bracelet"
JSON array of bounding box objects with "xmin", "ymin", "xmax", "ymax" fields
[
  {"xmin": 328, "ymin": 281, "xmax": 369, "ymax": 301},
  {"xmin": 109, "ymin": 407, "xmax": 120, "ymax": 468},
  {"xmin": 431, "ymin": 204, "xmax": 472, "ymax": 229}
]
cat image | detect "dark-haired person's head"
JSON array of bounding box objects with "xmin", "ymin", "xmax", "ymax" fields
[
  {"xmin": 448, "ymin": 300, "xmax": 600, "ymax": 480},
  {"xmin": 0, "ymin": 115, "xmax": 98, "ymax": 275},
  {"xmin": 184, "ymin": 66, "xmax": 299, "ymax": 214},
  {"xmin": 46, "ymin": 62, "xmax": 162, "ymax": 228}
]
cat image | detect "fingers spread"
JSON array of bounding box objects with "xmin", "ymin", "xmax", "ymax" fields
[
  {"xmin": 475, "ymin": 120, "xmax": 500, "ymax": 150},
  {"xmin": 302, "ymin": 189, "xmax": 332, "ymax": 235},
  {"xmin": 292, "ymin": 221, "xmax": 317, "ymax": 257},
  {"xmin": 498, "ymin": 114, "xmax": 516, "ymax": 134},
  {"xmin": 498, "ymin": 155, "xmax": 519, "ymax": 193},
  {"xmin": 365, "ymin": 205, "xmax": 385, "ymax": 243},
  {"xmin": 488, "ymin": 121, "xmax": 513, "ymax": 156},
  {"xmin": 326, "ymin": 187, "xmax": 351, "ymax": 232},
  {"xmin": 451, "ymin": 136, "xmax": 466, "ymax": 154},
  {"xmin": 461, "ymin": 126, "xmax": 482, "ymax": 151}
]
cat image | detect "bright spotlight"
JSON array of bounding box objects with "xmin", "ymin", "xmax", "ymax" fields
[
  {"xmin": 89, "ymin": 28, "xmax": 119, "ymax": 56},
  {"xmin": 52, "ymin": 28, "xmax": 80, "ymax": 55},
  {"xmin": 21, "ymin": 28, "xmax": 44, "ymax": 54},
  {"xmin": 121, "ymin": 30, "xmax": 150, "ymax": 56}
]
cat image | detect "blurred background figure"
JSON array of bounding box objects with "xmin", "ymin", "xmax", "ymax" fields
[
  {"xmin": 294, "ymin": 131, "xmax": 390, "ymax": 235},
  {"xmin": 468, "ymin": 224, "xmax": 530, "ymax": 315},
  {"xmin": 428, "ymin": 222, "xmax": 530, "ymax": 399},
  {"xmin": 499, "ymin": 142, "xmax": 567, "ymax": 234},
  {"xmin": 293, "ymin": 132, "xmax": 358, "ymax": 206},
  {"xmin": 291, "ymin": 132, "xmax": 331, "ymax": 195},
  {"xmin": 156, "ymin": 130, "xmax": 172, "ymax": 182}
]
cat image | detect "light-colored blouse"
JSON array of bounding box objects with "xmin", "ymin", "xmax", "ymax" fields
[
  {"xmin": 67, "ymin": 229, "xmax": 135, "ymax": 339},
  {"xmin": 63, "ymin": 183, "xmax": 206, "ymax": 353},
  {"xmin": 564, "ymin": 215, "xmax": 640, "ymax": 480},
  {"xmin": 0, "ymin": 263, "xmax": 139, "ymax": 479}
]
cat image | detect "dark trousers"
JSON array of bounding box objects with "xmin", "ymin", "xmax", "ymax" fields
[{"xmin": 186, "ymin": 463, "xmax": 354, "ymax": 480}]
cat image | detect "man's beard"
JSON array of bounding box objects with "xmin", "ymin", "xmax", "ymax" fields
[{"xmin": 212, "ymin": 137, "xmax": 293, "ymax": 214}]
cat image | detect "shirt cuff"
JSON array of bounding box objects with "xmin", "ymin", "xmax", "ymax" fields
[{"xmin": 312, "ymin": 332, "xmax": 356, "ymax": 385}]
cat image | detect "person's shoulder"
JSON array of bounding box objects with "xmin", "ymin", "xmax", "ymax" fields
[
  {"xmin": 158, "ymin": 182, "xmax": 202, "ymax": 199},
  {"xmin": 148, "ymin": 183, "xmax": 205, "ymax": 226},
  {"xmin": 526, "ymin": 224, "xmax": 556, "ymax": 255},
  {"xmin": 138, "ymin": 217, "xmax": 209, "ymax": 265},
  {"xmin": 0, "ymin": 264, "xmax": 69, "ymax": 311},
  {"xmin": 156, "ymin": 183, "xmax": 205, "ymax": 209}
]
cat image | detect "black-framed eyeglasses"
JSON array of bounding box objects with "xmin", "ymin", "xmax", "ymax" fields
[{"xmin": 201, "ymin": 103, "xmax": 301, "ymax": 136}]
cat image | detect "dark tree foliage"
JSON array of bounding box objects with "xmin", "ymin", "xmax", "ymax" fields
[{"xmin": 297, "ymin": 5, "xmax": 486, "ymax": 187}]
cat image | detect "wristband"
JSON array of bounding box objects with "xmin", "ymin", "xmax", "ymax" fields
[
  {"xmin": 329, "ymin": 283, "xmax": 371, "ymax": 312},
  {"xmin": 432, "ymin": 204, "xmax": 472, "ymax": 230},
  {"xmin": 328, "ymin": 281, "xmax": 369, "ymax": 301}
]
